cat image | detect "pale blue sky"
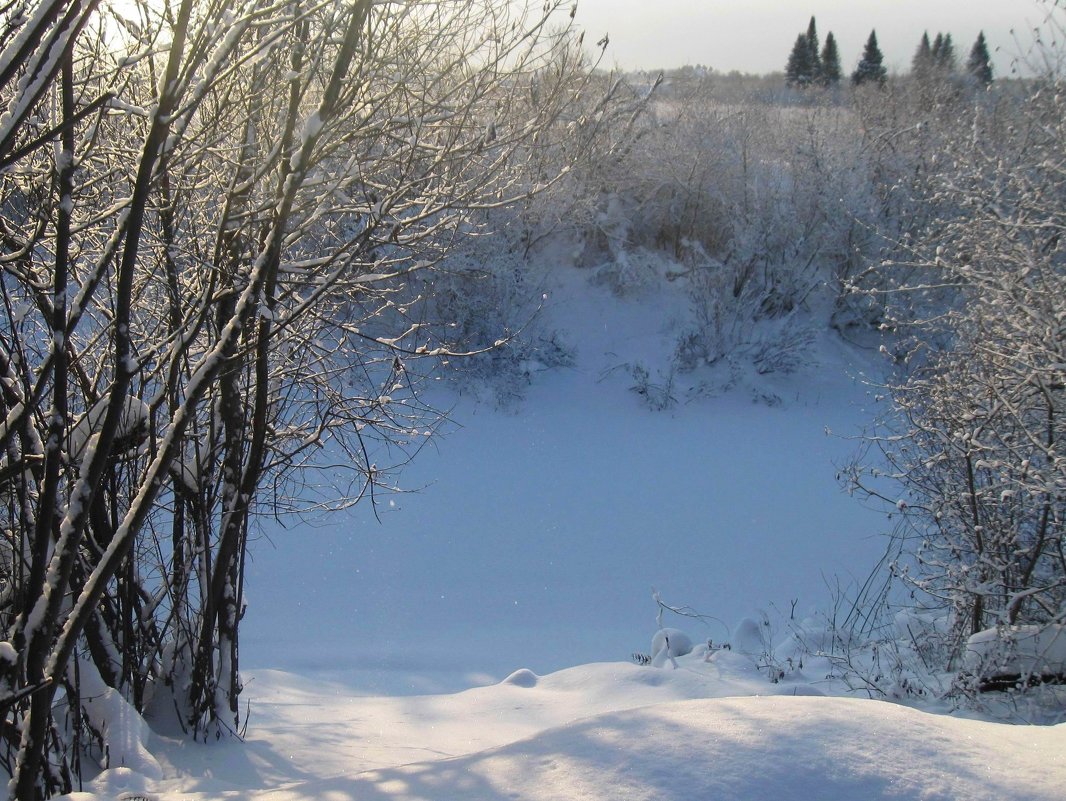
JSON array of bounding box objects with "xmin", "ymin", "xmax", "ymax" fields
[{"xmin": 574, "ymin": 0, "xmax": 1049, "ymax": 76}]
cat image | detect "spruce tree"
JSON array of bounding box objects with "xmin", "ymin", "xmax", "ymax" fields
[
  {"xmin": 936, "ymin": 33, "xmax": 956, "ymax": 72},
  {"xmin": 967, "ymin": 31, "xmax": 993, "ymax": 86},
  {"xmin": 806, "ymin": 16, "xmax": 822, "ymax": 84},
  {"xmin": 853, "ymin": 30, "xmax": 888, "ymax": 86},
  {"xmin": 820, "ymin": 32, "xmax": 842, "ymax": 87},
  {"xmin": 786, "ymin": 32, "xmax": 814, "ymax": 87},
  {"xmin": 932, "ymin": 32, "xmax": 944, "ymax": 61},
  {"xmin": 913, "ymin": 31, "xmax": 933, "ymax": 78}
]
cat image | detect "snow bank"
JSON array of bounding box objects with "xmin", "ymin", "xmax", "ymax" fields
[
  {"xmin": 75, "ymin": 660, "xmax": 162, "ymax": 781},
  {"xmin": 56, "ymin": 651, "xmax": 1066, "ymax": 801},
  {"xmin": 336, "ymin": 696, "xmax": 1065, "ymax": 801},
  {"xmin": 137, "ymin": 662, "xmax": 1065, "ymax": 801}
]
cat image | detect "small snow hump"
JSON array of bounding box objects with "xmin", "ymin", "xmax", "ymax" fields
[
  {"xmin": 651, "ymin": 628, "xmax": 693, "ymax": 658},
  {"xmin": 732, "ymin": 617, "xmax": 768, "ymax": 655},
  {"xmin": 502, "ymin": 668, "xmax": 539, "ymax": 688}
]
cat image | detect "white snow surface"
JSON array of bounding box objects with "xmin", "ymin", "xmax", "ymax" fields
[
  {"xmin": 74, "ymin": 659, "xmax": 162, "ymax": 780},
  {"xmin": 966, "ymin": 625, "xmax": 1066, "ymax": 677},
  {"xmin": 57, "ymin": 258, "xmax": 1066, "ymax": 801},
  {"xmin": 73, "ymin": 656, "xmax": 1065, "ymax": 801}
]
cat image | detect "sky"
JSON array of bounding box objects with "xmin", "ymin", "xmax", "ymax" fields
[{"xmin": 573, "ymin": 0, "xmax": 1051, "ymax": 76}]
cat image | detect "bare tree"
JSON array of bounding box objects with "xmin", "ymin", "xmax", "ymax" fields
[{"xmin": 0, "ymin": 0, "xmax": 606, "ymax": 795}]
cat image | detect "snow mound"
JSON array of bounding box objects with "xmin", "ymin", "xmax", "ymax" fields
[
  {"xmin": 76, "ymin": 661, "xmax": 162, "ymax": 781},
  {"xmin": 651, "ymin": 628, "xmax": 693, "ymax": 658},
  {"xmin": 84, "ymin": 659, "xmax": 1066, "ymax": 801},
  {"xmin": 235, "ymin": 696, "xmax": 1066, "ymax": 801},
  {"xmin": 732, "ymin": 616, "xmax": 769, "ymax": 654},
  {"xmin": 501, "ymin": 668, "xmax": 539, "ymax": 688},
  {"xmin": 88, "ymin": 766, "xmax": 157, "ymax": 798}
]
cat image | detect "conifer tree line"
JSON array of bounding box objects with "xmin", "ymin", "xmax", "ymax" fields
[
  {"xmin": 786, "ymin": 17, "xmax": 994, "ymax": 89},
  {"xmin": 785, "ymin": 17, "xmax": 842, "ymax": 88},
  {"xmin": 913, "ymin": 30, "xmax": 993, "ymax": 87}
]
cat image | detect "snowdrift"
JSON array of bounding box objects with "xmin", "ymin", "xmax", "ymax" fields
[
  {"xmin": 300, "ymin": 697, "xmax": 1065, "ymax": 801},
  {"xmin": 66, "ymin": 659, "xmax": 1065, "ymax": 801}
]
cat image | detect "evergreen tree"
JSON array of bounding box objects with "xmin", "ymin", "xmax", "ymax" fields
[
  {"xmin": 853, "ymin": 30, "xmax": 888, "ymax": 86},
  {"xmin": 786, "ymin": 32, "xmax": 814, "ymax": 87},
  {"xmin": 932, "ymin": 32, "xmax": 945, "ymax": 61},
  {"xmin": 806, "ymin": 16, "xmax": 822, "ymax": 83},
  {"xmin": 913, "ymin": 31, "xmax": 933, "ymax": 77},
  {"xmin": 936, "ymin": 32, "xmax": 957, "ymax": 72},
  {"xmin": 967, "ymin": 31, "xmax": 993, "ymax": 86},
  {"xmin": 820, "ymin": 32, "xmax": 842, "ymax": 87}
]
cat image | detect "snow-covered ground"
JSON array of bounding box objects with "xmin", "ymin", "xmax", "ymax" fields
[
  {"xmin": 81, "ymin": 656, "xmax": 1066, "ymax": 801},
  {"xmin": 63, "ymin": 257, "xmax": 1066, "ymax": 800}
]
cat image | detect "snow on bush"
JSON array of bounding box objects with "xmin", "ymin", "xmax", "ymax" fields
[
  {"xmin": 69, "ymin": 659, "xmax": 162, "ymax": 780},
  {"xmin": 732, "ymin": 617, "xmax": 769, "ymax": 656},
  {"xmin": 965, "ymin": 626, "xmax": 1066, "ymax": 685},
  {"xmin": 411, "ymin": 244, "xmax": 574, "ymax": 407},
  {"xmin": 845, "ymin": 49, "xmax": 1066, "ymax": 691}
]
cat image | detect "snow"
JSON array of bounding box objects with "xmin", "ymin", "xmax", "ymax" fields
[
  {"xmin": 242, "ymin": 261, "xmax": 886, "ymax": 690},
  {"xmin": 301, "ymin": 111, "xmax": 324, "ymax": 142},
  {"xmin": 651, "ymin": 628, "xmax": 694, "ymax": 660},
  {"xmin": 0, "ymin": 1, "xmax": 74, "ymax": 145},
  {"xmin": 54, "ymin": 256, "xmax": 1066, "ymax": 801},
  {"xmin": 73, "ymin": 659, "xmax": 162, "ymax": 780},
  {"xmin": 66, "ymin": 395, "xmax": 149, "ymax": 462},
  {"xmin": 66, "ymin": 657, "xmax": 1066, "ymax": 801},
  {"xmin": 732, "ymin": 616, "xmax": 771, "ymax": 655},
  {"xmin": 966, "ymin": 625, "xmax": 1066, "ymax": 679}
]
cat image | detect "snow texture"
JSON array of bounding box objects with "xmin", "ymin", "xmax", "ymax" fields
[
  {"xmin": 241, "ymin": 260, "xmax": 887, "ymax": 689},
  {"xmin": 74, "ymin": 660, "xmax": 162, "ymax": 780}
]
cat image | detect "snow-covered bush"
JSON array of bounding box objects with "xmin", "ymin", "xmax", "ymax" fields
[
  {"xmin": 651, "ymin": 628, "xmax": 694, "ymax": 662},
  {"xmin": 965, "ymin": 625, "xmax": 1066, "ymax": 690},
  {"xmin": 494, "ymin": 67, "xmax": 1023, "ymax": 401},
  {"xmin": 536, "ymin": 72, "xmax": 893, "ymax": 386},
  {"xmin": 669, "ymin": 240, "xmax": 820, "ymax": 389},
  {"xmin": 507, "ymin": 69, "xmax": 663, "ymax": 260},
  {"xmin": 627, "ymin": 362, "xmax": 678, "ymax": 411},
  {"xmin": 847, "ymin": 8, "xmax": 1066, "ymax": 690},
  {"xmin": 412, "ymin": 245, "xmax": 574, "ymax": 407}
]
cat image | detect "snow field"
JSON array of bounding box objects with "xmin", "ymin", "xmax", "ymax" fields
[{"xmin": 242, "ymin": 258, "xmax": 889, "ymax": 691}]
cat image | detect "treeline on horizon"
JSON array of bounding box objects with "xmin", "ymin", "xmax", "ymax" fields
[{"xmin": 641, "ymin": 16, "xmax": 997, "ymax": 91}]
